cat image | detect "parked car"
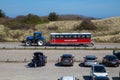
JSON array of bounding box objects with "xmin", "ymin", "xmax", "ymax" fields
[
  {"xmin": 90, "ymin": 64, "xmax": 108, "ymax": 80},
  {"xmin": 29, "ymin": 52, "xmax": 47, "ymax": 67},
  {"xmin": 58, "ymin": 76, "xmax": 79, "ymax": 80},
  {"xmin": 119, "ymin": 71, "xmax": 120, "ymax": 78},
  {"xmin": 102, "ymin": 55, "xmax": 119, "ymax": 67},
  {"xmin": 94, "ymin": 76, "xmax": 110, "ymax": 80},
  {"xmin": 83, "ymin": 55, "xmax": 98, "ymax": 66},
  {"xmin": 113, "ymin": 50, "xmax": 120, "ymax": 63},
  {"xmin": 59, "ymin": 54, "xmax": 75, "ymax": 66}
]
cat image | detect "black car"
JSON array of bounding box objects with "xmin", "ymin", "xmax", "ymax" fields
[
  {"xmin": 59, "ymin": 54, "xmax": 75, "ymax": 66},
  {"xmin": 94, "ymin": 76, "xmax": 110, "ymax": 80},
  {"xmin": 102, "ymin": 55, "xmax": 119, "ymax": 67},
  {"xmin": 113, "ymin": 50, "xmax": 120, "ymax": 63},
  {"xmin": 30, "ymin": 52, "xmax": 47, "ymax": 67}
]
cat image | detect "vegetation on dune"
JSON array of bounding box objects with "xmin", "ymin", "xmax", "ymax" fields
[
  {"xmin": 0, "ymin": 9, "xmax": 120, "ymax": 42},
  {"xmin": 74, "ymin": 19, "xmax": 97, "ymax": 31}
]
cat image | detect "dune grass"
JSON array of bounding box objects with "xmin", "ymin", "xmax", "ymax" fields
[{"xmin": 0, "ymin": 17, "xmax": 120, "ymax": 42}]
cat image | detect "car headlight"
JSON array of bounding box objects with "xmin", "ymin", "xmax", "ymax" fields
[
  {"xmin": 106, "ymin": 74, "xmax": 108, "ymax": 77},
  {"xmin": 93, "ymin": 74, "xmax": 97, "ymax": 78}
]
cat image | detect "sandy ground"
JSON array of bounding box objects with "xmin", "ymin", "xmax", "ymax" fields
[{"xmin": 0, "ymin": 50, "xmax": 120, "ymax": 80}]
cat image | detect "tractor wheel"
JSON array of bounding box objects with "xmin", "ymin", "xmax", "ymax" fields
[
  {"xmin": 25, "ymin": 41, "xmax": 32, "ymax": 46},
  {"xmin": 37, "ymin": 40, "xmax": 44, "ymax": 46}
]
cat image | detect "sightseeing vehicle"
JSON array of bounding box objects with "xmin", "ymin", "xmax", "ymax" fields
[{"xmin": 50, "ymin": 33, "xmax": 94, "ymax": 47}]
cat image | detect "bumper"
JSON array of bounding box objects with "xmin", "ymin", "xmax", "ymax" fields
[
  {"xmin": 108, "ymin": 62, "xmax": 119, "ymax": 66},
  {"xmin": 61, "ymin": 62, "xmax": 73, "ymax": 66},
  {"xmin": 84, "ymin": 62, "xmax": 98, "ymax": 66}
]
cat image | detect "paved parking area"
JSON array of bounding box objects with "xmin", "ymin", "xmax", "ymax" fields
[
  {"xmin": 0, "ymin": 62, "xmax": 119, "ymax": 80},
  {"xmin": 0, "ymin": 50, "xmax": 120, "ymax": 80}
]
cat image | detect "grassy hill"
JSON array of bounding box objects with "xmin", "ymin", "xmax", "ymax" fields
[{"xmin": 0, "ymin": 17, "xmax": 120, "ymax": 42}]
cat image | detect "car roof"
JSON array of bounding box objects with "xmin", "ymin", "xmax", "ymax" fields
[
  {"xmin": 95, "ymin": 76, "xmax": 109, "ymax": 80},
  {"xmin": 61, "ymin": 76, "xmax": 76, "ymax": 80},
  {"xmin": 34, "ymin": 52, "xmax": 43, "ymax": 56},
  {"xmin": 105, "ymin": 55, "xmax": 117, "ymax": 57},
  {"xmin": 85, "ymin": 55, "xmax": 97, "ymax": 58},
  {"xmin": 62, "ymin": 54, "xmax": 73, "ymax": 57}
]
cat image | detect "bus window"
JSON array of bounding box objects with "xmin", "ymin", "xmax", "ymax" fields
[
  {"xmin": 78, "ymin": 35, "xmax": 81, "ymax": 38},
  {"xmin": 81, "ymin": 35, "xmax": 85, "ymax": 38},
  {"xmin": 68, "ymin": 35, "xmax": 71, "ymax": 39},
  {"xmin": 55, "ymin": 35, "xmax": 59, "ymax": 39},
  {"xmin": 73, "ymin": 35, "xmax": 77, "ymax": 39},
  {"xmin": 64, "ymin": 35, "xmax": 68, "ymax": 39},
  {"xmin": 60, "ymin": 35, "xmax": 64, "ymax": 39},
  {"xmin": 86, "ymin": 35, "xmax": 91, "ymax": 38}
]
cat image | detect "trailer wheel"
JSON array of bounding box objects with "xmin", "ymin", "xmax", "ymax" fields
[
  {"xmin": 89, "ymin": 42, "xmax": 94, "ymax": 47},
  {"xmin": 25, "ymin": 41, "xmax": 32, "ymax": 46},
  {"xmin": 37, "ymin": 40, "xmax": 44, "ymax": 46}
]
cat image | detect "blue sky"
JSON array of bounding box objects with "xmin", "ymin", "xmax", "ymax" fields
[{"xmin": 0, "ymin": 0, "xmax": 120, "ymax": 18}]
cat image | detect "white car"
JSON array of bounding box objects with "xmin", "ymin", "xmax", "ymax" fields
[
  {"xmin": 58, "ymin": 76, "xmax": 79, "ymax": 80},
  {"xmin": 90, "ymin": 64, "xmax": 108, "ymax": 80}
]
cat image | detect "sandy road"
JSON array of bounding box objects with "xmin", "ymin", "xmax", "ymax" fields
[{"xmin": 0, "ymin": 42, "xmax": 120, "ymax": 49}]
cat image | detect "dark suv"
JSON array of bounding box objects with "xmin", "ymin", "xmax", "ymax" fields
[
  {"xmin": 59, "ymin": 54, "xmax": 75, "ymax": 66},
  {"xmin": 113, "ymin": 50, "xmax": 120, "ymax": 63},
  {"xmin": 30, "ymin": 52, "xmax": 47, "ymax": 67},
  {"xmin": 102, "ymin": 55, "xmax": 119, "ymax": 67}
]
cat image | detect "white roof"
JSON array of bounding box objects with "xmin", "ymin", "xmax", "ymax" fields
[
  {"xmin": 50, "ymin": 33, "xmax": 91, "ymax": 35},
  {"xmin": 61, "ymin": 76, "xmax": 76, "ymax": 80}
]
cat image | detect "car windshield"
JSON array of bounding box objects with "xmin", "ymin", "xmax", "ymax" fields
[
  {"xmin": 62, "ymin": 54, "xmax": 72, "ymax": 58},
  {"xmin": 94, "ymin": 66, "xmax": 106, "ymax": 73},
  {"xmin": 86, "ymin": 56, "xmax": 96, "ymax": 60}
]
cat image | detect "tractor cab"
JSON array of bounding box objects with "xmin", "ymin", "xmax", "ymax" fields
[{"xmin": 33, "ymin": 32, "xmax": 42, "ymax": 40}]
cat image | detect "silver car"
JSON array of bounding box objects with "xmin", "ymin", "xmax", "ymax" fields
[
  {"xmin": 83, "ymin": 55, "xmax": 98, "ymax": 66},
  {"xmin": 58, "ymin": 76, "xmax": 79, "ymax": 80}
]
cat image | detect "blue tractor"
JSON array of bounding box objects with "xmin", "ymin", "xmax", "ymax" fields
[{"xmin": 22, "ymin": 32, "xmax": 46, "ymax": 46}]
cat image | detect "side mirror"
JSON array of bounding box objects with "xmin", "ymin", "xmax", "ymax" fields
[
  {"xmin": 77, "ymin": 79, "xmax": 79, "ymax": 80},
  {"xmin": 58, "ymin": 79, "xmax": 60, "ymax": 80}
]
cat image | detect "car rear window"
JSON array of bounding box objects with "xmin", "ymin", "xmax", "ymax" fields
[
  {"xmin": 62, "ymin": 55, "xmax": 72, "ymax": 58},
  {"xmin": 94, "ymin": 66, "xmax": 106, "ymax": 73},
  {"xmin": 86, "ymin": 57, "xmax": 96, "ymax": 60}
]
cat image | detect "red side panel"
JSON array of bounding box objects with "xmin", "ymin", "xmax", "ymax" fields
[{"xmin": 50, "ymin": 39, "xmax": 91, "ymax": 44}]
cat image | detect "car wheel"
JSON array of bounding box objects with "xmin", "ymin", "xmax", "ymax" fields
[
  {"xmin": 116, "ymin": 64, "xmax": 119, "ymax": 67},
  {"xmin": 25, "ymin": 41, "xmax": 32, "ymax": 46},
  {"xmin": 37, "ymin": 40, "xmax": 44, "ymax": 46}
]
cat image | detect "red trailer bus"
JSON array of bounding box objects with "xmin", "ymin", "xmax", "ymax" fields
[{"xmin": 50, "ymin": 33, "xmax": 94, "ymax": 46}]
